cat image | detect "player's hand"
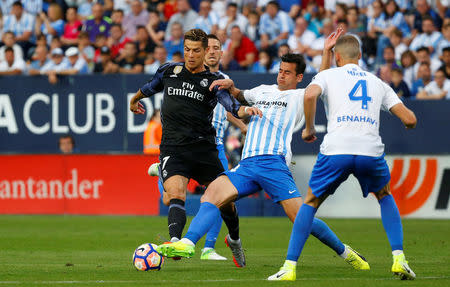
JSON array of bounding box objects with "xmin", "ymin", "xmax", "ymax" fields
[
  {"xmin": 209, "ymin": 79, "xmax": 234, "ymax": 91},
  {"xmin": 302, "ymin": 127, "xmax": 317, "ymax": 143},
  {"xmin": 130, "ymin": 101, "xmax": 145, "ymax": 114},
  {"xmin": 244, "ymin": 106, "xmax": 263, "ymax": 118},
  {"xmin": 324, "ymin": 27, "xmax": 344, "ymax": 51}
]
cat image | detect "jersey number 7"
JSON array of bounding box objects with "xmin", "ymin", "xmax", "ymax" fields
[{"xmin": 348, "ymin": 79, "xmax": 371, "ymax": 110}]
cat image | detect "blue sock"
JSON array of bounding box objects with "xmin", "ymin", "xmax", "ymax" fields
[
  {"xmin": 379, "ymin": 195, "xmax": 403, "ymax": 251},
  {"xmin": 311, "ymin": 218, "xmax": 345, "ymax": 255},
  {"xmin": 204, "ymin": 214, "xmax": 222, "ymax": 249},
  {"xmin": 184, "ymin": 202, "xmax": 220, "ymax": 244},
  {"xmin": 286, "ymin": 204, "xmax": 317, "ymax": 261}
]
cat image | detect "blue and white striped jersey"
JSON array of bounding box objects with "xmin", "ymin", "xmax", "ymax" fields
[
  {"xmin": 241, "ymin": 85, "xmax": 304, "ymax": 165},
  {"xmin": 2, "ymin": 12, "xmax": 35, "ymax": 37},
  {"xmin": 211, "ymin": 71, "xmax": 229, "ymax": 145}
]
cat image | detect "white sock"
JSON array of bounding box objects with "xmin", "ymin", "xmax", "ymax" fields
[
  {"xmin": 392, "ymin": 250, "xmax": 403, "ymax": 256},
  {"xmin": 285, "ymin": 260, "xmax": 297, "ymax": 267},
  {"xmin": 180, "ymin": 238, "xmax": 195, "ymax": 246},
  {"xmin": 228, "ymin": 237, "xmax": 240, "ymax": 244},
  {"xmin": 339, "ymin": 245, "xmax": 350, "ymax": 259},
  {"xmin": 202, "ymin": 247, "xmax": 213, "ymax": 251},
  {"xmin": 170, "ymin": 237, "xmax": 179, "ymax": 242}
]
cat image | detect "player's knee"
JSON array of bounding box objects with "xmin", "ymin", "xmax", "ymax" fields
[
  {"xmin": 162, "ymin": 193, "xmax": 170, "ymax": 206},
  {"xmin": 374, "ymin": 184, "xmax": 392, "ymax": 201}
]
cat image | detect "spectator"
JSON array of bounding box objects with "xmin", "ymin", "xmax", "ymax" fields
[
  {"xmin": 111, "ymin": 9, "xmax": 124, "ymax": 25},
  {"xmin": 164, "ymin": 22, "xmax": 183, "ymax": 61},
  {"xmin": 251, "ymin": 49, "xmax": 274, "ymax": 73},
  {"xmin": 218, "ymin": 2, "xmax": 248, "ymax": 36},
  {"xmin": 77, "ymin": 31, "xmax": 95, "ymax": 70},
  {"xmin": 17, "ymin": 0, "xmax": 43, "ymax": 16},
  {"xmin": 123, "ymin": 0, "xmax": 149, "ymax": 40},
  {"xmin": 287, "ymin": 17, "xmax": 316, "ymax": 54},
  {"xmin": 414, "ymin": 46, "xmax": 442, "ymax": 77},
  {"xmin": 390, "ymin": 67, "xmax": 411, "ymax": 98},
  {"xmin": 61, "ymin": 7, "xmax": 82, "ymax": 46},
  {"xmin": 78, "ymin": 0, "xmax": 94, "ymax": 20},
  {"xmin": 165, "ymin": 0, "xmax": 198, "ymax": 40},
  {"xmin": 377, "ymin": 45, "xmax": 400, "ymax": 73},
  {"xmin": 0, "ymin": 31, "xmax": 23, "ymax": 62},
  {"xmin": 222, "ymin": 25, "xmax": 258, "ymax": 71},
  {"xmin": 365, "ymin": 0, "xmax": 386, "ymax": 63},
  {"xmin": 307, "ymin": 18, "xmax": 334, "ymax": 71},
  {"xmin": 116, "ymin": 41, "xmax": 143, "ymax": 73},
  {"xmin": 144, "ymin": 45, "xmax": 167, "ymax": 74},
  {"xmin": 136, "ymin": 25, "xmax": 154, "ymax": 61},
  {"xmin": 93, "ymin": 34, "xmax": 107, "ymax": 63},
  {"xmin": 383, "ymin": 0, "xmax": 410, "ymax": 39},
  {"xmin": 259, "ymin": 1, "xmax": 293, "ymax": 56},
  {"xmin": 441, "ymin": 47, "xmax": 450, "ymax": 78},
  {"xmin": 171, "ymin": 51, "xmax": 183, "ymax": 62},
  {"xmin": 113, "ymin": 0, "xmax": 132, "ymax": 15},
  {"xmin": 93, "ymin": 46, "xmax": 119, "ymax": 73},
  {"xmin": 27, "ymin": 45, "xmax": 50, "ymax": 75},
  {"xmin": 2, "ymin": 1, "xmax": 35, "ymax": 52},
  {"xmin": 107, "ymin": 24, "xmax": 132, "ymax": 59},
  {"xmin": 437, "ymin": 20, "xmax": 449, "ymax": 58},
  {"xmin": 413, "ymin": 0, "xmax": 442, "ymax": 33},
  {"xmin": 194, "ymin": 0, "xmax": 219, "ymax": 35},
  {"xmin": 40, "ymin": 47, "xmax": 70, "ymax": 84},
  {"xmin": 82, "ymin": 3, "xmax": 112, "ymax": 43},
  {"xmin": 347, "ymin": 6, "xmax": 367, "ymax": 38},
  {"xmin": 411, "ymin": 62, "xmax": 432, "ymax": 96},
  {"xmin": 332, "ymin": 3, "xmax": 347, "ymax": 25},
  {"xmin": 400, "ymin": 50, "xmax": 417, "ymax": 89},
  {"xmin": 244, "ymin": 10, "xmax": 260, "ymax": 45},
  {"xmin": 35, "ymin": 3, "xmax": 65, "ymax": 45},
  {"xmin": 269, "ymin": 43, "xmax": 290, "ymax": 73},
  {"xmin": 145, "ymin": 9, "xmax": 166, "ymax": 46},
  {"xmin": 55, "ymin": 47, "xmax": 89, "ymax": 75},
  {"xmin": 59, "ymin": 134, "xmax": 75, "ymax": 154},
  {"xmin": 410, "ymin": 16, "xmax": 443, "ymax": 55},
  {"xmin": 417, "ymin": 68, "xmax": 449, "ymax": 99},
  {"xmin": 50, "ymin": 36, "xmax": 62, "ymax": 51},
  {"xmin": 143, "ymin": 109, "xmax": 162, "ymax": 155},
  {"xmin": 389, "ymin": 28, "xmax": 408, "ymax": 63},
  {"xmin": 0, "ymin": 46, "xmax": 26, "ymax": 75}
]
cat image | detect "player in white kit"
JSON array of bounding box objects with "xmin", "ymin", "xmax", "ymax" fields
[
  {"xmin": 157, "ymin": 33, "xmax": 371, "ymax": 272},
  {"xmin": 268, "ymin": 35, "xmax": 417, "ymax": 281}
]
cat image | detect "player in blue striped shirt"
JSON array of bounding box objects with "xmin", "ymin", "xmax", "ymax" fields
[{"xmin": 158, "ymin": 30, "xmax": 370, "ymax": 272}]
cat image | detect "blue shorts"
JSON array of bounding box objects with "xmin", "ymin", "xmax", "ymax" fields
[
  {"xmin": 224, "ymin": 155, "xmax": 301, "ymax": 203},
  {"xmin": 309, "ymin": 153, "xmax": 391, "ymax": 198},
  {"xmin": 217, "ymin": 144, "xmax": 229, "ymax": 170}
]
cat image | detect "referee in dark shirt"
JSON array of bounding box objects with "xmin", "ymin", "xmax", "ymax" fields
[{"xmin": 130, "ymin": 29, "xmax": 262, "ymax": 243}]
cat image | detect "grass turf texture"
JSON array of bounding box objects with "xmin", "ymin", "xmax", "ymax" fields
[{"xmin": 0, "ymin": 216, "xmax": 448, "ymax": 287}]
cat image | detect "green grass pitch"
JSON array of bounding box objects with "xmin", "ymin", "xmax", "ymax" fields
[{"xmin": 0, "ymin": 216, "xmax": 449, "ymax": 287}]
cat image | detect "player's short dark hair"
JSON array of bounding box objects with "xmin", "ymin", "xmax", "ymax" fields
[
  {"xmin": 112, "ymin": 9, "xmax": 124, "ymax": 15},
  {"xmin": 390, "ymin": 28, "xmax": 403, "ymax": 38},
  {"xmin": 384, "ymin": 45, "xmax": 395, "ymax": 52},
  {"xmin": 422, "ymin": 15, "xmax": 434, "ymax": 24},
  {"xmin": 391, "ymin": 67, "xmax": 403, "ymax": 75},
  {"xmin": 111, "ymin": 23, "xmax": 122, "ymax": 30},
  {"xmin": 184, "ymin": 29, "xmax": 208, "ymax": 48},
  {"xmin": 281, "ymin": 53, "xmax": 306, "ymax": 75},
  {"xmin": 443, "ymin": 47, "xmax": 450, "ymax": 53},
  {"xmin": 4, "ymin": 47, "xmax": 14, "ymax": 53},
  {"xmin": 267, "ymin": 1, "xmax": 279, "ymax": 9},
  {"xmin": 227, "ymin": 2, "xmax": 237, "ymax": 9},
  {"xmin": 4, "ymin": 31, "xmax": 14, "ymax": 37},
  {"xmin": 59, "ymin": 134, "xmax": 75, "ymax": 146},
  {"xmin": 417, "ymin": 46, "xmax": 430, "ymax": 54},
  {"xmin": 12, "ymin": 1, "xmax": 22, "ymax": 7},
  {"xmin": 207, "ymin": 33, "xmax": 221, "ymax": 48}
]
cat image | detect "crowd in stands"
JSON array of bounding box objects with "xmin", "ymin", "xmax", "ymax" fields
[{"xmin": 0, "ymin": 0, "xmax": 449, "ymax": 99}]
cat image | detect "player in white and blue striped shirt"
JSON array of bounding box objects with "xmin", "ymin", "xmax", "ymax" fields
[{"xmin": 158, "ymin": 35, "xmax": 369, "ymax": 271}]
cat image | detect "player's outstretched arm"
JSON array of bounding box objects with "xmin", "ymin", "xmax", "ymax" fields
[
  {"xmin": 237, "ymin": 106, "xmax": 263, "ymax": 119},
  {"xmin": 227, "ymin": 112, "xmax": 248, "ymax": 134},
  {"xmin": 129, "ymin": 89, "xmax": 146, "ymax": 114},
  {"xmin": 302, "ymin": 84, "xmax": 322, "ymax": 143},
  {"xmin": 320, "ymin": 27, "xmax": 344, "ymax": 72},
  {"xmin": 210, "ymin": 79, "xmax": 249, "ymax": 105},
  {"xmin": 389, "ymin": 103, "xmax": 417, "ymax": 129}
]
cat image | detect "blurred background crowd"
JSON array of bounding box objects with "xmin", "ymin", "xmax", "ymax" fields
[{"xmin": 0, "ymin": 0, "xmax": 449, "ymax": 99}]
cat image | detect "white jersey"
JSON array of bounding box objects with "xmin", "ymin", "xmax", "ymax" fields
[
  {"xmin": 310, "ymin": 63, "xmax": 402, "ymax": 157},
  {"xmin": 212, "ymin": 71, "xmax": 229, "ymax": 145},
  {"xmin": 242, "ymin": 84, "xmax": 304, "ymax": 164}
]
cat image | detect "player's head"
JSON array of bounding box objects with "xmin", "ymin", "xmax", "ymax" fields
[
  {"xmin": 277, "ymin": 53, "xmax": 305, "ymax": 91},
  {"xmin": 334, "ymin": 35, "xmax": 361, "ymax": 66},
  {"xmin": 59, "ymin": 134, "xmax": 75, "ymax": 154},
  {"xmin": 205, "ymin": 34, "xmax": 222, "ymax": 70},
  {"xmin": 184, "ymin": 29, "xmax": 208, "ymax": 71}
]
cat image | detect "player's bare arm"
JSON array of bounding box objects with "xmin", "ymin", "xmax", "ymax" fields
[
  {"xmin": 129, "ymin": 90, "xmax": 147, "ymax": 114},
  {"xmin": 227, "ymin": 112, "xmax": 248, "ymax": 134},
  {"xmin": 302, "ymin": 84, "xmax": 322, "ymax": 143},
  {"xmin": 320, "ymin": 27, "xmax": 344, "ymax": 72},
  {"xmin": 389, "ymin": 103, "xmax": 417, "ymax": 129}
]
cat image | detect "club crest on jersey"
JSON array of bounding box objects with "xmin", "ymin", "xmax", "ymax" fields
[
  {"xmin": 172, "ymin": 66, "xmax": 182, "ymax": 76},
  {"xmin": 200, "ymin": 78, "xmax": 208, "ymax": 87}
]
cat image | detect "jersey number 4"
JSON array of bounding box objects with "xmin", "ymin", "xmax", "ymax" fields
[{"xmin": 348, "ymin": 80, "xmax": 371, "ymax": 110}]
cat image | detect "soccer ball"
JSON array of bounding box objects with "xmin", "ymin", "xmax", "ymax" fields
[{"xmin": 133, "ymin": 243, "xmax": 164, "ymax": 271}]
